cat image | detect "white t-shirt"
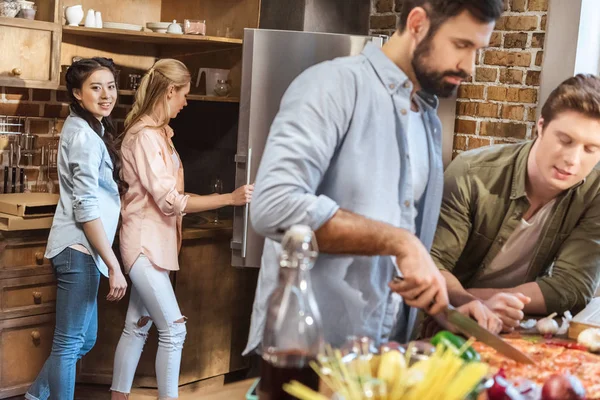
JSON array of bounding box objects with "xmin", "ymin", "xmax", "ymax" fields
[
  {"xmin": 407, "ymin": 108, "xmax": 430, "ymax": 217},
  {"xmin": 473, "ymin": 199, "xmax": 556, "ymax": 288}
]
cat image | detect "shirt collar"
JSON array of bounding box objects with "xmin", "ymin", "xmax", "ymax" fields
[
  {"xmin": 139, "ymin": 114, "xmax": 174, "ymax": 138},
  {"xmin": 361, "ymin": 42, "xmax": 439, "ymax": 110}
]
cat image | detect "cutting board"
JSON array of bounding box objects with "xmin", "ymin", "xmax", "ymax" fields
[{"xmin": 568, "ymin": 297, "xmax": 600, "ymax": 340}]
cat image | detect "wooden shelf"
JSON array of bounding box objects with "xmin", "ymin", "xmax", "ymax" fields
[
  {"xmin": 57, "ymin": 86, "xmax": 239, "ymax": 103},
  {"xmin": 62, "ymin": 25, "xmax": 242, "ymax": 48},
  {"xmin": 0, "ymin": 16, "xmax": 59, "ymax": 32}
]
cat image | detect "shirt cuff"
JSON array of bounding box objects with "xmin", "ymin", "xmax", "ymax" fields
[
  {"xmin": 73, "ymin": 199, "xmax": 101, "ymax": 223},
  {"xmin": 537, "ymin": 278, "xmax": 574, "ymax": 314},
  {"xmin": 165, "ymin": 189, "xmax": 189, "ymax": 216},
  {"xmin": 305, "ymin": 194, "xmax": 340, "ymax": 231}
]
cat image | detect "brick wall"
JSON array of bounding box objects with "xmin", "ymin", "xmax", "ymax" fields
[
  {"xmin": 369, "ymin": 0, "xmax": 549, "ymax": 156},
  {"xmin": 0, "ymin": 87, "xmax": 132, "ymax": 192}
]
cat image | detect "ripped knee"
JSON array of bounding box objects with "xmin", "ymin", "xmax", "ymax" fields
[
  {"xmin": 125, "ymin": 315, "xmax": 152, "ymax": 340},
  {"xmin": 169, "ymin": 316, "xmax": 187, "ymax": 349}
]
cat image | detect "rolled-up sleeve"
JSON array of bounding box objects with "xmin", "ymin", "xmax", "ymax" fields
[
  {"xmin": 69, "ymin": 131, "xmax": 102, "ymax": 223},
  {"xmin": 250, "ymin": 62, "xmax": 356, "ymax": 240},
  {"xmin": 130, "ymin": 131, "xmax": 189, "ymax": 216}
]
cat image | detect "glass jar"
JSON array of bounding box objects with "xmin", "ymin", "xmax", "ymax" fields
[{"xmin": 214, "ymin": 79, "xmax": 231, "ymax": 97}]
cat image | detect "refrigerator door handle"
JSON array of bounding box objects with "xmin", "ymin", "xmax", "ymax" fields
[{"xmin": 242, "ymin": 147, "xmax": 252, "ymax": 258}]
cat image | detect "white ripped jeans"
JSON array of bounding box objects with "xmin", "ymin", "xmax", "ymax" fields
[{"xmin": 111, "ymin": 255, "xmax": 186, "ymax": 399}]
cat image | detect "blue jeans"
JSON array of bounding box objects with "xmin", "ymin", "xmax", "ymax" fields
[{"xmin": 25, "ymin": 247, "xmax": 101, "ymax": 400}]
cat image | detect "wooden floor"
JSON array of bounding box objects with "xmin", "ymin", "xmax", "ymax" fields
[{"xmin": 7, "ymin": 370, "xmax": 251, "ymax": 400}]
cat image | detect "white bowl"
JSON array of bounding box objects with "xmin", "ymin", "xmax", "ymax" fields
[{"xmin": 146, "ymin": 22, "xmax": 171, "ymax": 33}]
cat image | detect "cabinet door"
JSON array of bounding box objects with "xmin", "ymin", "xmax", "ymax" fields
[
  {"xmin": 0, "ymin": 19, "xmax": 61, "ymax": 89},
  {"xmin": 0, "ymin": 314, "xmax": 55, "ymax": 399}
]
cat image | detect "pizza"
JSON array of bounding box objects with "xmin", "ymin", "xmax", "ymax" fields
[{"xmin": 472, "ymin": 338, "xmax": 600, "ymax": 399}]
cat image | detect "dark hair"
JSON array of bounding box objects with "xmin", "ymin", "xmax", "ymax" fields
[
  {"xmin": 398, "ymin": 0, "xmax": 504, "ymax": 33},
  {"xmin": 65, "ymin": 57, "xmax": 125, "ymax": 194},
  {"xmin": 541, "ymin": 74, "xmax": 600, "ymax": 129}
]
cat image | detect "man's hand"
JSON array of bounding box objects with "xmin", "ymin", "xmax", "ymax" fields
[
  {"xmin": 388, "ymin": 235, "xmax": 449, "ymax": 315},
  {"xmin": 480, "ymin": 292, "xmax": 530, "ymax": 332},
  {"xmin": 455, "ymin": 300, "xmax": 503, "ymax": 334}
]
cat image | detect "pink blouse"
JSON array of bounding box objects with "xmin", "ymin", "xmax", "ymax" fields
[{"xmin": 119, "ymin": 115, "xmax": 188, "ymax": 272}]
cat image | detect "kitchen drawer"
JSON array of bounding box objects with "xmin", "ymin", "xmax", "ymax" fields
[
  {"xmin": 0, "ymin": 314, "xmax": 54, "ymax": 399},
  {"xmin": 0, "ymin": 274, "xmax": 56, "ymax": 320},
  {"xmin": 0, "ymin": 235, "xmax": 52, "ymax": 279},
  {"xmin": 0, "ymin": 19, "xmax": 61, "ymax": 90}
]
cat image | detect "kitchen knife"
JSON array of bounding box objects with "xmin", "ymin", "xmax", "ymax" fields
[
  {"xmin": 438, "ymin": 305, "xmax": 535, "ymax": 365},
  {"xmin": 11, "ymin": 166, "xmax": 16, "ymax": 193},
  {"xmin": 3, "ymin": 166, "xmax": 7, "ymax": 194},
  {"xmin": 19, "ymin": 168, "xmax": 24, "ymax": 193}
]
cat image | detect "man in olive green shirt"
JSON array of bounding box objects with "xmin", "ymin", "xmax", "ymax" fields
[{"xmin": 432, "ymin": 74, "xmax": 600, "ymax": 331}]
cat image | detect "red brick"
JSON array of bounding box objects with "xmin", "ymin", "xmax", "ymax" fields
[
  {"xmin": 487, "ymin": 87, "xmax": 537, "ymax": 103},
  {"xmin": 370, "ymin": 14, "xmax": 397, "ymax": 30},
  {"xmin": 529, "ymin": 0, "xmax": 549, "ymax": 11},
  {"xmin": 499, "ymin": 68, "xmax": 524, "ymax": 84},
  {"xmin": 501, "ymin": 104, "xmax": 525, "ymax": 120},
  {"xmin": 481, "ymin": 121, "xmax": 527, "ymax": 138},
  {"xmin": 504, "ymin": 33, "xmax": 528, "ymax": 49},
  {"xmin": 475, "ymin": 67, "xmax": 498, "ymax": 82},
  {"xmin": 43, "ymin": 105, "xmax": 70, "ymax": 118},
  {"xmin": 535, "ymin": 51, "xmax": 544, "ymax": 66},
  {"xmin": 477, "ymin": 103, "xmax": 499, "ymax": 118},
  {"xmin": 510, "ymin": 0, "xmax": 527, "ymax": 12},
  {"xmin": 484, "ymin": 50, "xmax": 531, "ymax": 67},
  {"xmin": 55, "ymin": 89, "xmax": 71, "ymax": 103},
  {"xmin": 453, "ymin": 135, "xmax": 467, "ymax": 151},
  {"xmin": 526, "ymin": 71, "xmax": 541, "ymax": 86},
  {"xmin": 4, "ymin": 87, "xmax": 29, "ymax": 101},
  {"xmin": 540, "ymin": 15, "xmax": 547, "ymax": 30},
  {"xmin": 29, "ymin": 119, "xmax": 51, "ymax": 134},
  {"xmin": 394, "ymin": 0, "xmax": 402, "ymax": 12},
  {"xmin": 468, "ymin": 137, "xmax": 492, "ymax": 149},
  {"xmin": 456, "ymin": 101, "xmax": 478, "ymax": 117},
  {"xmin": 375, "ymin": 0, "xmax": 394, "ymax": 13},
  {"xmin": 458, "ymin": 84, "xmax": 485, "ymax": 99},
  {"xmin": 32, "ymin": 90, "xmax": 51, "ymax": 102},
  {"xmin": 489, "ymin": 32, "xmax": 503, "ymax": 47},
  {"xmin": 532, "ymin": 33, "xmax": 545, "ymax": 48},
  {"xmin": 0, "ymin": 103, "xmax": 40, "ymax": 116},
  {"xmin": 455, "ymin": 119, "xmax": 477, "ymax": 134},
  {"xmin": 527, "ymin": 107, "xmax": 538, "ymax": 122},
  {"xmin": 496, "ymin": 16, "xmax": 538, "ymax": 31}
]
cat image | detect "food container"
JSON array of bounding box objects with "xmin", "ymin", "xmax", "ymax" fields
[
  {"xmin": 0, "ymin": 0, "xmax": 20, "ymax": 17},
  {"xmin": 18, "ymin": 5, "xmax": 35, "ymax": 19},
  {"xmin": 184, "ymin": 19, "xmax": 206, "ymax": 35}
]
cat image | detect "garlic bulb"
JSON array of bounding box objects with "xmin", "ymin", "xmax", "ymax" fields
[
  {"xmin": 577, "ymin": 328, "xmax": 600, "ymax": 352},
  {"xmin": 537, "ymin": 312, "xmax": 559, "ymax": 336},
  {"xmin": 556, "ymin": 311, "xmax": 573, "ymax": 336}
]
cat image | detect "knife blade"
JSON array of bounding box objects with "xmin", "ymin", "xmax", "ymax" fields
[{"xmin": 441, "ymin": 305, "xmax": 535, "ymax": 365}]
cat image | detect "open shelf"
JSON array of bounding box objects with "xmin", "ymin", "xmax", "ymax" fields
[
  {"xmin": 62, "ymin": 25, "xmax": 242, "ymax": 48},
  {"xmin": 57, "ymin": 86, "xmax": 239, "ymax": 103}
]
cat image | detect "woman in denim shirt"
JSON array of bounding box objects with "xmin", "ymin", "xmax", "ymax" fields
[{"xmin": 26, "ymin": 58, "xmax": 128, "ymax": 400}]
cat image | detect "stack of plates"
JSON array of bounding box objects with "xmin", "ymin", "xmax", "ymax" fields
[
  {"xmin": 146, "ymin": 22, "xmax": 171, "ymax": 33},
  {"xmin": 102, "ymin": 22, "xmax": 144, "ymax": 31}
]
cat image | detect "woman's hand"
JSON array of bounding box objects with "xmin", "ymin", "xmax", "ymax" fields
[
  {"xmin": 107, "ymin": 267, "xmax": 127, "ymax": 301},
  {"xmin": 230, "ymin": 184, "xmax": 254, "ymax": 206}
]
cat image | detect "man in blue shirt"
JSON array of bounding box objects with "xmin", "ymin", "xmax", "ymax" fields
[{"xmin": 245, "ymin": 0, "xmax": 506, "ymax": 353}]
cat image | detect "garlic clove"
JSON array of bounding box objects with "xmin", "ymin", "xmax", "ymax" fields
[{"xmin": 577, "ymin": 328, "xmax": 600, "ymax": 352}]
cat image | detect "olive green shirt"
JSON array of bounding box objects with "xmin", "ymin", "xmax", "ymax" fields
[{"xmin": 431, "ymin": 141, "xmax": 600, "ymax": 314}]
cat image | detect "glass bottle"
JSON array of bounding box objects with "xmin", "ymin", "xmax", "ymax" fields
[
  {"xmin": 214, "ymin": 79, "xmax": 231, "ymax": 97},
  {"xmin": 259, "ymin": 225, "xmax": 324, "ymax": 400}
]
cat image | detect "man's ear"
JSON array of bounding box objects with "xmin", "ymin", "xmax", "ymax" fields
[
  {"xmin": 536, "ymin": 117, "xmax": 545, "ymax": 138},
  {"xmin": 405, "ymin": 6, "xmax": 431, "ymax": 44}
]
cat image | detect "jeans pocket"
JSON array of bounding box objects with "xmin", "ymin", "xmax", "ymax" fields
[{"xmin": 52, "ymin": 248, "xmax": 71, "ymax": 274}]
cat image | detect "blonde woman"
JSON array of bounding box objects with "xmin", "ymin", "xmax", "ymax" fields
[{"xmin": 110, "ymin": 59, "xmax": 252, "ymax": 400}]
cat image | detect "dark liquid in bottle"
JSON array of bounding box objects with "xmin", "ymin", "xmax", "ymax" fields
[{"xmin": 258, "ymin": 352, "xmax": 319, "ymax": 400}]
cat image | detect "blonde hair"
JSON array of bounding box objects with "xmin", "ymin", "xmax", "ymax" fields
[{"xmin": 124, "ymin": 58, "xmax": 191, "ymax": 131}]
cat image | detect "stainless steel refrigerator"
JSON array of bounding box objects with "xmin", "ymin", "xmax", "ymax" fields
[{"xmin": 231, "ymin": 28, "xmax": 456, "ymax": 267}]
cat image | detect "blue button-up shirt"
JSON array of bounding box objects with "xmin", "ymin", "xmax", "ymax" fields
[
  {"xmin": 45, "ymin": 112, "xmax": 121, "ymax": 277},
  {"xmin": 244, "ymin": 43, "xmax": 444, "ymax": 354}
]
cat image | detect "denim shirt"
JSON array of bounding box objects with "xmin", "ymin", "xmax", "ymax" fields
[
  {"xmin": 244, "ymin": 42, "xmax": 444, "ymax": 354},
  {"xmin": 45, "ymin": 112, "xmax": 121, "ymax": 277}
]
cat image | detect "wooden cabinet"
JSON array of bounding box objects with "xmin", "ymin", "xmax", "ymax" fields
[
  {"xmin": 0, "ymin": 313, "xmax": 56, "ymax": 399},
  {"xmin": 0, "ymin": 230, "xmax": 55, "ymax": 399},
  {"xmin": 0, "ymin": 1, "xmax": 61, "ymax": 89},
  {"xmin": 77, "ymin": 227, "xmax": 259, "ymax": 389},
  {"xmin": 0, "ymin": 19, "xmax": 62, "ymax": 89}
]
